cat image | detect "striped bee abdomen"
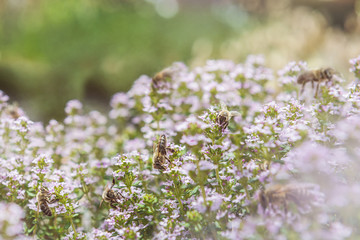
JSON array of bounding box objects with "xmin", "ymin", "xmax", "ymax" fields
[{"xmin": 40, "ymin": 202, "xmax": 52, "ymax": 216}]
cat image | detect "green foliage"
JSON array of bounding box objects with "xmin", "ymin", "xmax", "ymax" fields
[{"xmin": 0, "ymin": 0, "xmax": 243, "ymax": 121}]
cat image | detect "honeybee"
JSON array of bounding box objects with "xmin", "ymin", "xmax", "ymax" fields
[
  {"xmin": 153, "ymin": 134, "xmax": 172, "ymax": 171},
  {"xmin": 100, "ymin": 178, "xmax": 124, "ymax": 209},
  {"xmin": 152, "ymin": 68, "xmax": 173, "ymax": 90},
  {"xmin": 256, "ymin": 159, "xmax": 270, "ymax": 171},
  {"xmin": 258, "ymin": 183, "xmax": 321, "ymax": 213},
  {"xmin": 36, "ymin": 187, "xmax": 58, "ymax": 216},
  {"xmin": 216, "ymin": 102, "xmax": 240, "ymax": 131},
  {"xmin": 6, "ymin": 104, "xmax": 23, "ymax": 120},
  {"xmin": 297, "ymin": 68, "xmax": 336, "ymax": 98}
]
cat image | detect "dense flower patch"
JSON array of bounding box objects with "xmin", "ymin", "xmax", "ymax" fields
[{"xmin": 1, "ymin": 55, "xmax": 360, "ymax": 239}]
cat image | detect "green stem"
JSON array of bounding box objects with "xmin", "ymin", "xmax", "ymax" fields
[
  {"xmin": 69, "ymin": 216, "xmax": 77, "ymax": 238},
  {"xmin": 200, "ymin": 183, "xmax": 206, "ymax": 205},
  {"xmin": 210, "ymin": 226, "xmax": 218, "ymax": 240},
  {"xmin": 244, "ymin": 186, "xmax": 251, "ymax": 201},
  {"xmin": 53, "ymin": 212, "xmax": 58, "ymax": 239},
  {"xmin": 138, "ymin": 158, "xmax": 148, "ymax": 192},
  {"xmin": 33, "ymin": 208, "xmax": 39, "ymax": 236},
  {"xmin": 215, "ymin": 167, "xmax": 223, "ymax": 193},
  {"xmin": 173, "ymin": 175, "xmax": 185, "ymax": 214},
  {"xmin": 196, "ymin": 159, "xmax": 207, "ymax": 204},
  {"xmin": 176, "ymin": 195, "xmax": 184, "ymax": 214}
]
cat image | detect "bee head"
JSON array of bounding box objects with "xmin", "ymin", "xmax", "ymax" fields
[
  {"xmin": 219, "ymin": 110, "xmax": 231, "ymax": 119},
  {"xmin": 324, "ymin": 68, "xmax": 335, "ymax": 79},
  {"xmin": 40, "ymin": 187, "xmax": 48, "ymax": 193},
  {"xmin": 258, "ymin": 189, "xmax": 268, "ymax": 210}
]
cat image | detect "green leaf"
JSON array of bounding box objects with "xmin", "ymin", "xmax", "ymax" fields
[
  {"xmin": 26, "ymin": 190, "xmax": 36, "ymax": 197},
  {"xmin": 188, "ymin": 186, "xmax": 200, "ymax": 196},
  {"xmin": 215, "ymin": 221, "xmax": 221, "ymax": 229},
  {"xmin": 133, "ymin": 181, "xmax": 142, "ymax": 187},
  {"xmin": 64, "ymin": 221, "xmax": 71, "ymax": 230},
  {"xmin": 26, "ymin": 225, "xmax": 36, "ymax": 234},
  {"xmin": 273, "ymin": 159, "xmax": 285, "ymax": 164},
  {"xmin": 76, "ymin": 191, "xmax": 85, "ymax": 201}
]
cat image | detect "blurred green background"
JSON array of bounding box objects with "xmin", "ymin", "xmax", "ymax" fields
[{"xmin": 0, "ymin": 0, "xmax": 360, "ymax": 122}]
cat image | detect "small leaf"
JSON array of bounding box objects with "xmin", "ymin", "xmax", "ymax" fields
[
  {"xmin": 188, "ymin": 186, "xmax": 200, "ymax": 196},
  {"xmin": 26, "ymin": 190, "xmax": 36, "ymax": 197},
  {"xmin": 64, "ymin": 221, "xmax": 71, "ymax": 230},
  {"xmin": 26, "ymin": 225, "xmax": 36, "ymax": 234},
  {"xmin": 76, "ymin": 192, "xmax": 85, "ymax": 201}
]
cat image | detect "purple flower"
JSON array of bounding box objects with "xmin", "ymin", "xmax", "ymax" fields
[
  {"xmin": 349, "ymin": 55, "xmax": 360, "ymax": 75},
  {"xmin": 180, "ymin": 134, "xmax": 211, "ymax": 146},
  {"xmin": 199, "ymin": 160, "xmax": 215, "ymax": 171},
  {"xmin": 0, "ymin": 202, "xmax": 26, "ymax": 238},
  {"xmin": 110, "ymin": 92, "xmax": 133, "ymax": 108},
  {"xmin": 65, "ymin": 99, "xmax": 83, "ymax": 115}
]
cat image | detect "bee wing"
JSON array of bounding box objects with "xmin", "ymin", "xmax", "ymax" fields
[
  {"xmin": 283, "ymin": 184, "xmax": 318, "ymax": 206},
  {"xmin": 229, "ymin": 111, "xmax": 241, "ymax": 117},
  {"xmin": 161, "ymin": 68, "xmax": 173, "ymax": 78},
  {"xmin": 102, "ymin": 182, "xmax": 110, "ymax": 197},
  {"xmin": 332, "ymin": 74, "xmax": 345, "ymax": 83},
  {"xmin": 297, "ymin": 71, "xmax": 316, "ymax": 83},
  {"xmin": 48, "ymin": 198, "xmax": 59, "ymax": 204}
]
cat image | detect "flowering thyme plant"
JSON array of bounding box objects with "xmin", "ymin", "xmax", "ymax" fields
[{"xmin": 1, "ymin": 55, "xmax": 360, "ymax": 239}]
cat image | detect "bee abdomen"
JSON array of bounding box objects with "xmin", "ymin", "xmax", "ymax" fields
[
  {"xmin": 153, "ymin": 158, "xmax": 166, "ymax": 171},
  {"xmin": 40, "ymin": 202, "xmax": 52, "ymax": 216},
  {"xmin": 216, "ymin": 113, "xmax": 230, "ymax": 131},
  {"xmin": 158, "ymin": 135, "xmax": 167, "ymax": 154}
]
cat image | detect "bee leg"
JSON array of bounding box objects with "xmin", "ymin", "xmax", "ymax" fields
[
  {"xmin": 300, "ymin": 82, "xmax": 305, "ymax": 95},
  {"xmin": 311, "ymin": 80, "xmax": 314, "ymax": 89},
  {"xmin": 314, "ymin": 82, "xmax": 320, "ymax": 98},
  {"xmin": 111, "ymin": 178, "xmax": 116, "ymax": 189},
  {"xmin": 48, "ymin": 198, "xmax": 59, "ymax": 204},
  {"xmin": 166, "ymin": 147, "xmax": 175, "ymax": 154},
  {"xmin": 283, "ymin": 201, "xmax": 288, "ymax": 219},
  {"xmin": 110, "ymin": 203, "xmax": 119, "ymax": 209},
  {"xmin": 117, "ymin": 190, "xmax": 126, "ymax": 199},
  {"xmin": 37, "ymin": 201, "xmax": 40, "ymax": 216},
  {"xmin": 327, "ymin": 78, "xmax": 333, "ymax": 87},
  {"xmin": 165, "ymin": 156, "xmax": 171, "ymax": 166},
  {"xmin": 223, "ymin": 122, "xmax": 229, "ymax": 131}
]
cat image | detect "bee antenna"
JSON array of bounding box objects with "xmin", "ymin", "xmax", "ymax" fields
[{"xmin": 111, "ymin": 178, "xmax": 116, "ymax": 188}]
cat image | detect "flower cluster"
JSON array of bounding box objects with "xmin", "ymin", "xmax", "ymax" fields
[
  {"xmin": 0, "ymin": 55, "xmax": 360, "ymax": 239},
  {"xmin": 350, "ymin": 55, "xmax": 360, "ymax": 79}
]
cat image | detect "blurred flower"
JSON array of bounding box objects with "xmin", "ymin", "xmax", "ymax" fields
[{"xmin": 65, "ymin": 99, "xmax": 83, "ymax": 115}]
